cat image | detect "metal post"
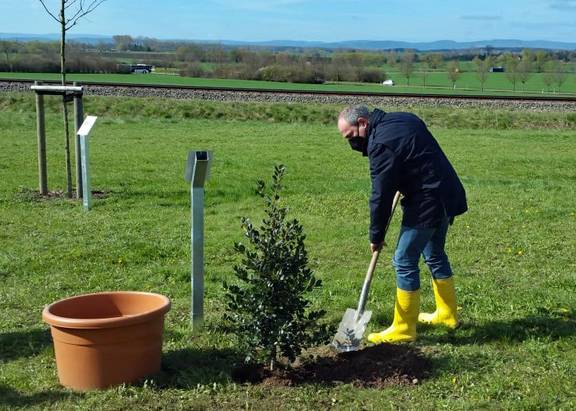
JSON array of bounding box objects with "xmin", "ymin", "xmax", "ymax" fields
[
  {"xmin": 191, "ymin": 186, "xmax": 204, "ymax": 330},
  {"xmin": 73, "ymin": 82, "xmax": 84, "ymax": 199},
  {"xmin": 80, "ymin": 134, "xmax": 92, "ymax": 211},
  {"xmin": 185, "ymin": 151, "xmax": 212, "ymax": 331},
  {"xmin": 77, "ymin": 116, "xmax": 98, "ymax": 211},
  {"xmin": 35, "ymin": 82, "xmax": 48, "ymax": 195}
]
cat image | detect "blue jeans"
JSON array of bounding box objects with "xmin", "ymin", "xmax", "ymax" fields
[{"xmin": 392, "ymin": 217, "xmax": 453, "ymax": 291}]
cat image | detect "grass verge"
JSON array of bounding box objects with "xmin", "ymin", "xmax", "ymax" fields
[
  {"xmin": 0, "ymin": 98, "xmax": 575, "ymax": 409},
  {"xmin": 2, "ymin": 92, "xmax": 576, "ymax": 130}
]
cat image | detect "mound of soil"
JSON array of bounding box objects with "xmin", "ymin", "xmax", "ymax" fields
[{"xmin": 231, "ymin": 344, "xmax": 431, "ymax": 388}]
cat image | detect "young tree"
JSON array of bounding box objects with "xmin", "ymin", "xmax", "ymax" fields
[
  {"xmin": 503, "ymin": 53, "xmax": 520, "ymax": 92},
  {"xmin": 339, "ymin": 51, "xmax": 363, "ymax": 67},
  {"xmin": 112, "ymin": 35, "xmax": 134, "ymax": 51},
  {"xmin": 175, "ymin": 44, "xmax": 205, "ymax": 62},
  {"xmin": 517, "ymin": 59, "xmax": 533, "ymax": 91},
  {"xmin": 542, "ymin": 62, "xmax": 556, "ymax": 92},
  {"xmin": 421, "ymin": 59, "xmax": 430, "ymax": 88},
  {"xmin": 386, "ymin": 50, "xmax": 398, "ymax": 67},
  {"xmin": 224, "ymin": 165, "xmax": 331, "ymax": 371},
  {"xmin": 521, "ymin": 49, "xmax": 535, "ymax": 66},
  {"xmin": 548, "ymin": 60, "xmax": 569, "ymax": 92},
  {"xmin": 535, "ymin": 50, "xmax": 549, "ymax": 73},
  {"xmin": 326, "ymin": 60, "xmax": 357, "ymax": 82},
  {"xmin": 446, "ymin": 60, "xmax": 461, "ymax": 89},
  {"xmin": 206, "ymin": 45, "xmax": 228, "ymax": 64},
  {"xmin": 38, "ymin": 0, "xmax": 106, "ymax": 198},
  {"xmin": 0, "ymin": 40, "xmax": 19, "ymax": 71},
  {"xmin": 275, "ymin": 52, "xmax": 295, "ymax": 66},
  {"xmin": 429, "ymin": 53, "xmax": 444, "ymax": 70},
  {"xmin": 399, "ymin": 51, "xmax": 415, "ymax": 86},
  {"xmin": 473, "ymin": 55, "xmax": 492, "ymax": 92}
]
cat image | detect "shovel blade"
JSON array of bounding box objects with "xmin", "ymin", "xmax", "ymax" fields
[{"xmin": 331, "ymin": 308, "xmax": 372, "ymax": 352}]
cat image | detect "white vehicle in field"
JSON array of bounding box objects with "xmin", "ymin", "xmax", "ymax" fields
[
  {"xmin": 130, "ymin": 64, "xmax": 153, "ymax": 74},
  {"xmin": 382, "ymin": 79, "xmax": 395, "ymax": 86}
]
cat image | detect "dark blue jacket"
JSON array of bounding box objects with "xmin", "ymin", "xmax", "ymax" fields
[{"xmin": 366, "ymin": 110, "xmax": 467, "ymax": 243}]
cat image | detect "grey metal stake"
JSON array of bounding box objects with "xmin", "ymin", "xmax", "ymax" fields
[
  {"xmin": 185, "ymin": 151, "xmax": 212, "ymax": 331},
  {"xmin": 80, "ymin": 134, "xmax": 91, "ymax": 211},
  {"xmin": 191, "ymin": 185, "xmax": 205, "ymax": 329},
  {"xmin": 77, "ymin": 116, "xmax": 98, "ymax": 211}
]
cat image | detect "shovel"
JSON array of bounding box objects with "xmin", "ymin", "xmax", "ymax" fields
[{"xmin": 332, "ymin": 191, "xmax": 401, "ymax": 352}]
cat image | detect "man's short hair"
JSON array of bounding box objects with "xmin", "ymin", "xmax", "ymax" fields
[{"xmin": 339, "ymin": 105, "xmax": 370, "ymax": 126}]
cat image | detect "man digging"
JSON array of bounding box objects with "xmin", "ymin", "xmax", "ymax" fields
[{"xmin": 337, "ymin": 105, "xmax": 468, "ymax": 344}]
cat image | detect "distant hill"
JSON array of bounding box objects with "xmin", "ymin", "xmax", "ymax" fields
[
  {"xmin": 0, "ymin": 33, "xmax": 111, "ymax": 44},
  {"xmin": 221, "ymin": 39, "xmax": 576, "ymax": 51},
  {"xmin": 1, "ymin": 33, "xmax": 576, "ymax": 51}
]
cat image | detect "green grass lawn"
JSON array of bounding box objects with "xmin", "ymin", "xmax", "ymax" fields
[
  {"xmin": 2, "ymin": 70, "xmax": 575, "ymax": 97},
  {"xmin": 1, "ymin": 99, "xmax": 575, "ymax": 410}
]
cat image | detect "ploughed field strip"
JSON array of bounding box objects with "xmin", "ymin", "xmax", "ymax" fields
[{"xmin": 2, "ymin": 80, "xmax": 576, "ymax": 112}]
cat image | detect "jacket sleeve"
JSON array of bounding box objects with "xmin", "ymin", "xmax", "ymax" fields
[{"xmin": 369, "ymin": 143, "xmax": 398, "ymax": 244}]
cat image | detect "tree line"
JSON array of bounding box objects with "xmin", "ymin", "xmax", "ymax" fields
[
  {"xmin": 0, "ymin": 41, "xmax": 123, "ymax": 73},
  {"xmin": 1, "ymin": 37, "xmax": 575, "ymax": 91}
]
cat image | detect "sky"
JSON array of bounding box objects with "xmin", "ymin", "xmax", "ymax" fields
[{"xmin": 1, "ymin": 0, "xmax": 576, "ymax": 43}]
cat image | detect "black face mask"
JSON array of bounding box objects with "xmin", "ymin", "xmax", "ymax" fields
[{"xmin": 348, "ymin": 137, "xmax": 365, "ymax": 152}]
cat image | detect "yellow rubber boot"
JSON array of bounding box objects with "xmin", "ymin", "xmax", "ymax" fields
[
  {"xmin": 418, "ymin": 277, "xmax": 459, "ymax": 329},
  {"xmin": 367, "ymin": 288, "xmax": 420, "ymax": 344}
]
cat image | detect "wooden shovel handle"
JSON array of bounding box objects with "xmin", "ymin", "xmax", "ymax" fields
[
  {"xmin": 384, "ymin": 191, "xmax": 401, "ymax": 238},
  {"xmin": 356, "ymin": 191, "xmax": 401, "ymax": 316}
]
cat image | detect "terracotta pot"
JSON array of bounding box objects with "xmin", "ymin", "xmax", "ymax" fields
[{"xmin": 42, "ymin": 291, "xmax": 171, "ymax": 391}]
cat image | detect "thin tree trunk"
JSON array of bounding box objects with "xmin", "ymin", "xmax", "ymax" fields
[
  {"xmin": 60, "ymin": 1, "xmax": 72, "ymax": 198},
  {"xmin": 3, "ymin": 51, "xmax": 12, "ymax": 71},
  {"xmin": 269, "ymin": 346, "xmax": 276, "ymax": 371}
]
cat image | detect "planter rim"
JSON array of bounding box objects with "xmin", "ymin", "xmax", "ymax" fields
[{"xmin": 42, "ymin": 291, "xmax": 171, "ymax": 330}]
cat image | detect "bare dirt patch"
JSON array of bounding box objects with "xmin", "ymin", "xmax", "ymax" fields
[
  {"xmin": 231, "ymin": 344, "xmax": 431, "ymax": 388},
  {"xmin": 14, "ymin": 187, "xmax": 108, "ymax": 202}
]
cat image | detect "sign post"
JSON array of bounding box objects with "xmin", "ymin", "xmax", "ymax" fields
[
  {"xmin": 184, "ymin": 151, "xmax": 212, "ymax": 331},
  {"xmin": 77, "ymin": 116, "xmax": 98, "ymax": 211}
]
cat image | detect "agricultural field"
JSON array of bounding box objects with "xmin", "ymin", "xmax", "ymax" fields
[
  {"xmin": 1, "ymin": 94, "xmax": 575, "ymax": 410},
  {"xmin": 384, "ymin": 70, "xmax": 576, "ymax": 94},
  {"xmin": 1, "ymin": 70, "xmax": 576, "ymax": 97}
]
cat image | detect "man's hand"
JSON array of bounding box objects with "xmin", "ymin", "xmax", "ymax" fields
[{"xmin": 371, "ymin": 241, "xmax": 385, "ymax": 252}]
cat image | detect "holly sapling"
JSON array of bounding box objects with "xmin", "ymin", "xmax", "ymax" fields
[{"xmin": 223, "ymin": 165, "xmax": 331, "ymax": 371}]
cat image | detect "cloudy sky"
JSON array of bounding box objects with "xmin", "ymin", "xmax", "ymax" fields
[{"xmin": 1, "ymin": 0, "xmax": 575, "ymax": 42}]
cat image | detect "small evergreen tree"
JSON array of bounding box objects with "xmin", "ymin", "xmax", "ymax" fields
[{"xmin": 224, "ymin": 165, "xmax": 331, "ymax": 371}]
